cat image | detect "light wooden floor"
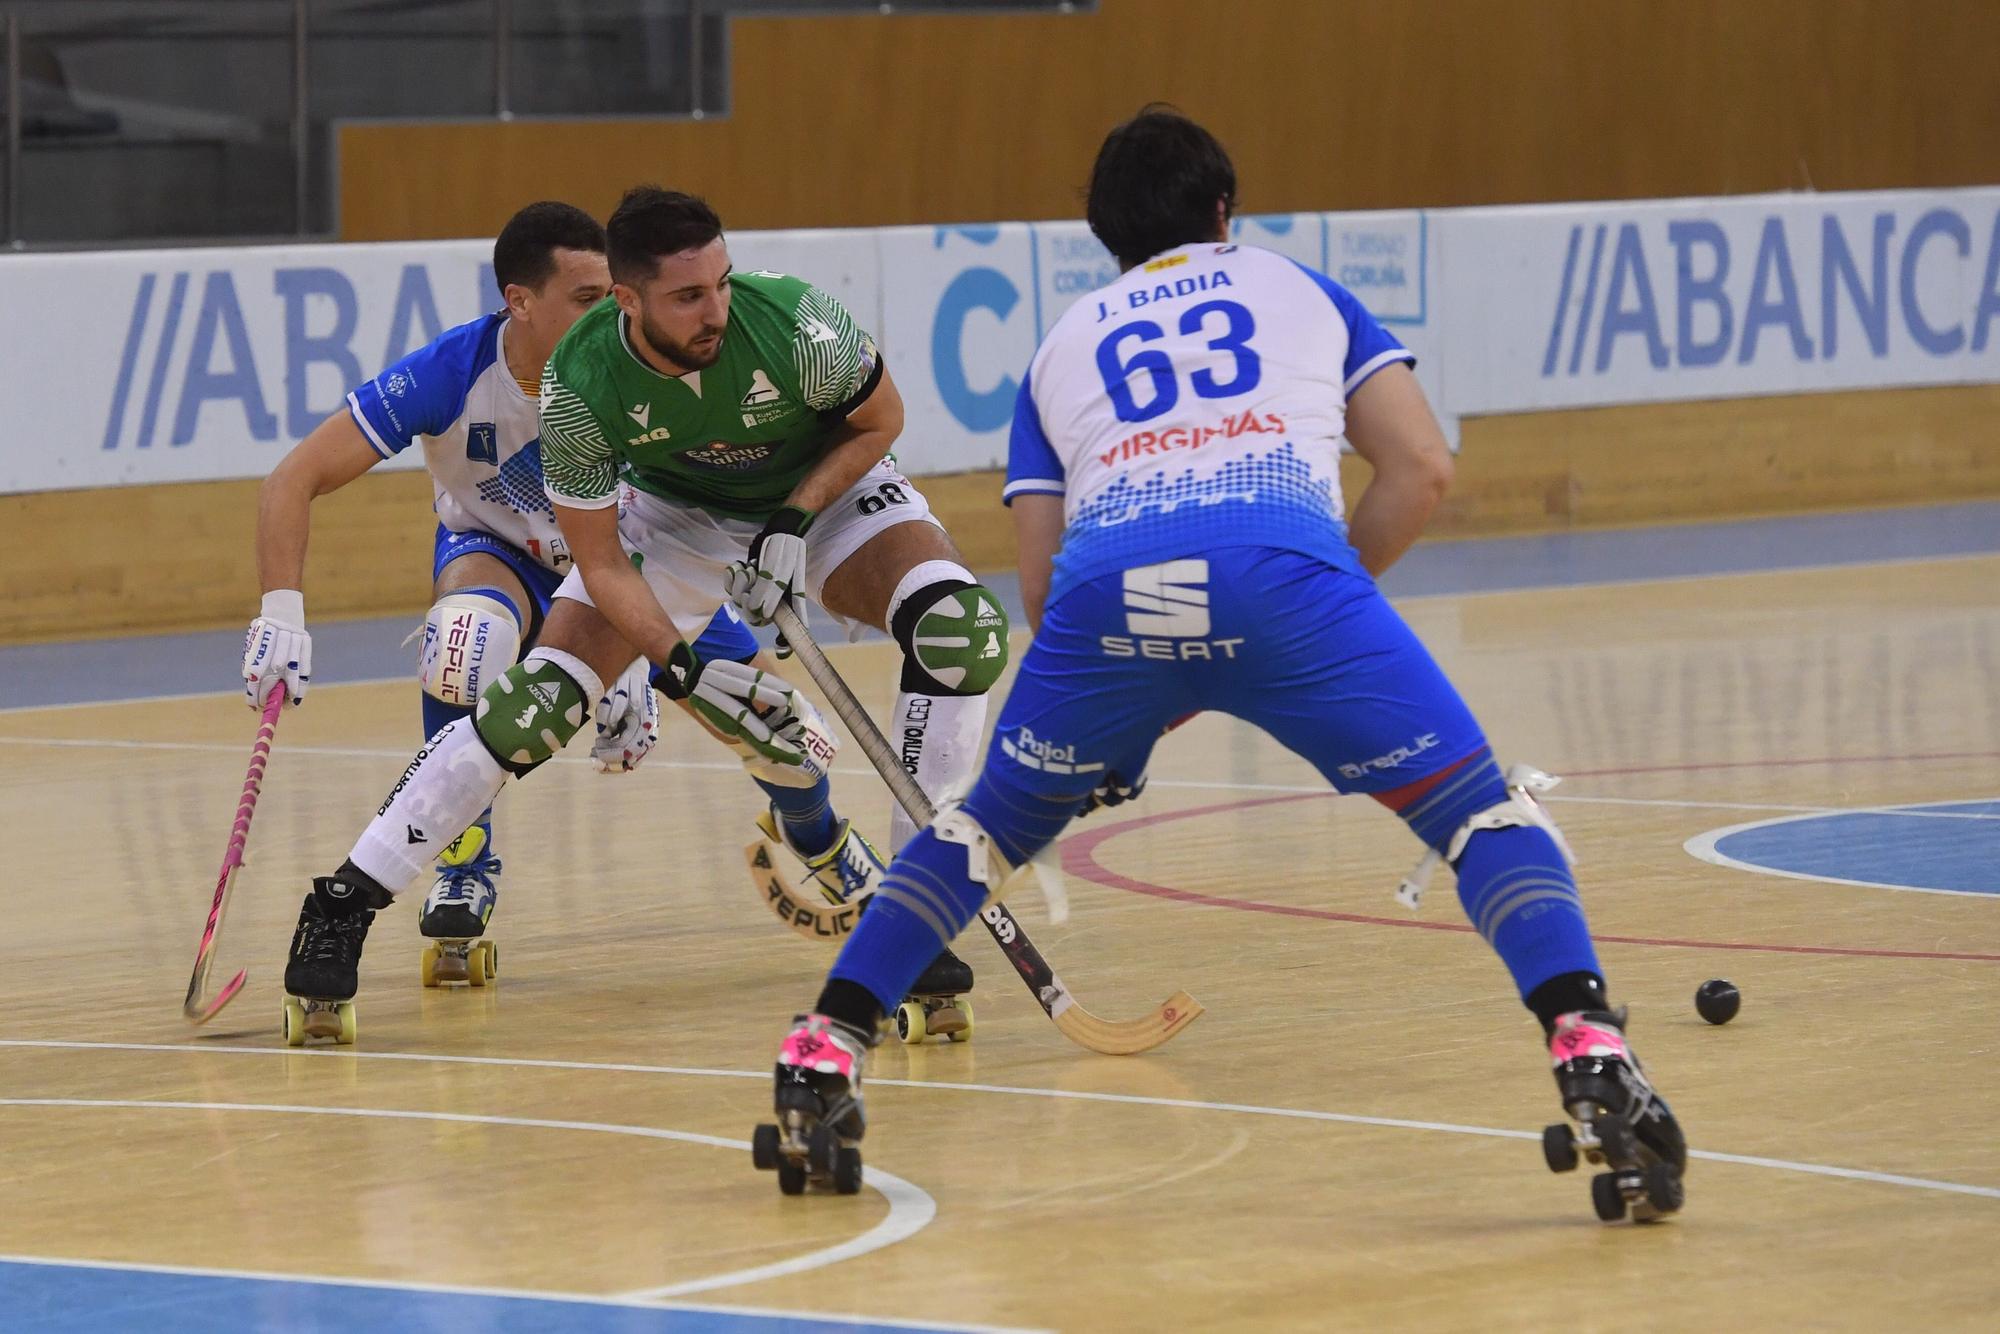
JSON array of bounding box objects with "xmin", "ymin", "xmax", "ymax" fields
[{"xmin": 3, "ymin": 556, "xmax": 1997, "ymax": 1331}]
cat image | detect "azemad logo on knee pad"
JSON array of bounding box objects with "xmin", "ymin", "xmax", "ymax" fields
[{"xmin": 999, "ymin": 726, "xmax": 1106, "ymax": 776}]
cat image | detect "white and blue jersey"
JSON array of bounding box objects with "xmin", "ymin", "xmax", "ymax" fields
[
  {"xmin": 968, "ymin": 241, "xmax": 1487, "ymax": 808},
  {"xmin": 348, "ymin": 312, "xmax": 573, "ymax": 576},
  {"xmin": 1006, "ymin": 242, "xmax": 1414, "ymax": 605}
]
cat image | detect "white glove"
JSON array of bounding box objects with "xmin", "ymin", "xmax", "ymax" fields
[
  {"xmin": 724, "ymin": 507, "xmax": 813, "ymax": 627},
  {"xmin": 657, "ymin": 643, "xmax": 811, "ymax": 767},
  {"xmin": 242, "ymin": 589, "xmax": 311, "ymax": 707},
  {"xmin": 591, "ymin": 656, "xmax": 661, "ymax": 774}
]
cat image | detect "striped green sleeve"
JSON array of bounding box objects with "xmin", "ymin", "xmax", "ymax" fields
[
  {"xmin": 538, "ymin": 364, "xmax": 620, "ymax": 509},
  {"xmin": 791, "ymin": 285, "xmax": 880, "ymax": 413}
]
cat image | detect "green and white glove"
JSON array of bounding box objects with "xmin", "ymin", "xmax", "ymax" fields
[
  {"xmin": 724, "ymin": 506, "xmax": 814, "ymax": 628},
  {"xmin": 656, "ymin": 641, "xmax": 810, "ymax": 767}
]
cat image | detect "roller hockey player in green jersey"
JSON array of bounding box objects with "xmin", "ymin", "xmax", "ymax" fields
[{"xmin": 282, "ymin": 187, "xmax": 1006, "ymax": 1043}]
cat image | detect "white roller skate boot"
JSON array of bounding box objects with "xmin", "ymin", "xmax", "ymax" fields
[
  {"xmin": 754, "ymin": 808, "xmax": 885, "ymax": 905},
  {"xmin": 418, "ymin": 824, "xmax": 500, "ymax": 987}
]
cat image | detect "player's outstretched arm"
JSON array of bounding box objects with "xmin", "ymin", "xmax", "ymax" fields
[
  {"xmin": 1011, "ymin": 492, "xmax": 1064, "ymax": 634},
  {"xmin": 243, "ymin": 409, "xmax": 382, "ymax": 706},
  {"xmin": 1342, "ymin": 363, "xmax": 1454, "ymax": 576}
]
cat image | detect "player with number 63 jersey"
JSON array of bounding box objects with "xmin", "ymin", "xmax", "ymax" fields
[{"xmin": 763, "ymin": 109, "xmax": 1688, "ymax": 1225}]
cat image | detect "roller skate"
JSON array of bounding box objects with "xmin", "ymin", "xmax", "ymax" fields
[
  {"xmin": 752, "ymin": 1013, "xmax": 872, "ymax": 1196},
  {"xmin": 755, "ymin": 809, "xmax": 884, "ymax": 905},
  {"xmin": 891, "ymin": 947, "xmax": 974, "ymax": 1045},
  {"xmin": 418, "ymin": 825, "xmax": 499, "ymax": 988},
  {"xmin": 1541, "ymin": 1010, "xmax": 1688, "ymax": 1222},
  {"xmin": 282, "ymin": 874, "xmax": 381, "ymax": 1046}
]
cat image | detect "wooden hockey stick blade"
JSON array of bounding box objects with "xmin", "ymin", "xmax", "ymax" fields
[
  {"xmin": 1052, "ymin": 989, "xmax": 1204, "ymax": 1055},
  {"xmin": 744, "ymin": 840, "xmax": 863, "ymax": 942}
]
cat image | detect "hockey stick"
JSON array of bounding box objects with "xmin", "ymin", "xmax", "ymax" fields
[
  {"xmin": 745, "ymin": 839, "xmax": 864, "ymax": 941},
  {"xmin": 182, "ymin": 683, "xmax": 285, "ymax": 1024},
  {"xmin": 765, "ymin": 601, "xmax": 1201, "ymax": 1055}
]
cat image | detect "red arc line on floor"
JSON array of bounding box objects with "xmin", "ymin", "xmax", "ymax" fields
[{"xmin": 1059, "ymin": 751, "xmax": 2000, "ymax": 964}]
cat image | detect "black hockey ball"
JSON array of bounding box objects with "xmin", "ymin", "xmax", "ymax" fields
[{"xmin": 1695, "ymin": 979, "xmax": 1741, "ymax": 1025}]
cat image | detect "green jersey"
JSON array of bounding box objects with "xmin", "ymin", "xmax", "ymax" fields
[{"xmin": 539, "ymin": 272, "xmax": 881, "ymax": 521}]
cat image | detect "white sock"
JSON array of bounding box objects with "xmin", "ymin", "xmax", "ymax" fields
[
  {"xmin": 348, "ymin": 716, "xmax": 509, "ymax": 895},
  {"xmin": 888, "ymin": 690, "xmax": 988, "ymax": 852}
]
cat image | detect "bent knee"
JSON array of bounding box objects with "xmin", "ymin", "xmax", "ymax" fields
[
  {"xmin": 419, "ymin": 588, "xmax": 523, "ymax": 706},
  {"xmin": 891, "ymin": 570, "xmax": 1011, "ymax": 696}
]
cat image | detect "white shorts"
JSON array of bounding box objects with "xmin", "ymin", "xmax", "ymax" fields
[{"xmin": 552, "ymin": 458, "xmax": 943, "ymax": 638}]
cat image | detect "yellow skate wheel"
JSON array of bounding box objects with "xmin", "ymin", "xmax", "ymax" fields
[
  {"xmin": 336, "ymin": 1001, "xmax": 357, "ymax": 1046},
  {"xmin": 484, "ymin": 942, "xmax": 499, "ymax": 979},
  {"xmin": 894, "ymin": 1000, "xmax": 927, "ymax": 1045},
  {"xmin": 945, "ymin": 1000, "xmax": 974, "ymax": 1043},
  {"xmin": 281, "ymin": 998, "xmax": 306, "ymax": 1047},
  {"xmin": 420, "ymin": 942, "xmax": 442, "ymax": 989},
  {"xmin": 466, "ymin": 944, "xmax": 489, "ymax": 988}
]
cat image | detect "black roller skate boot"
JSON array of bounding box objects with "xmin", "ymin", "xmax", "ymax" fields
[
  {"xmin": 1541, "ymin": 1010, "xmax": 1688, "ymax": 1222},
  {"xmin": 892, "ymin": 946, "xmax": 975, "ymax": 1045},
  {"xmin": 281, "ymin": 870, "xmax": 387, "ymax": 1046},
  {"xmin": 753, "ymin": 1013, "xmax": 874, "ymax": 1195}
]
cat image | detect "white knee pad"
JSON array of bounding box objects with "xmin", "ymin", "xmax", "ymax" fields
[
  {"xmin": 1394, "ymin": 764, "xmax": 1573, "ymax": 911},
  {"xmin": 418, "ymin": 592, "xmax": 522, "ymax": 707}
]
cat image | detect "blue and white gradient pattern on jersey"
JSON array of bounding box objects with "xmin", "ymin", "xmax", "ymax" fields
[
  {"xmin": 347, "ymin": 312, "xmax": 572, "ymax": 573},
  {"xmin": 1005, "ymin": 243, "xmax": 1415, "ymax": 604}
]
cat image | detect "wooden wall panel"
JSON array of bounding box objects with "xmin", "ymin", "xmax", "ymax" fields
[
  {"xmin": 10, "ymin": 386, "xmax": 1997, "ymax": 643},
  {"xmin": 341, "ymin": 0, "xmax": 2000, "ymax": 241},
  {"xmin": 0, "ymin": 471, "xmax": 435, "ymax": 643},
  {"xmin": 1443, "ymin": 383, "xmax": 2000, "ymax": 532}
]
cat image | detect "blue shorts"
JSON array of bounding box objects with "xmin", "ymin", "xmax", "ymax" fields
[
  {"xmin": 431, "ymin": 524, "xmax": 760, "ymax": 661},
  {"xmin": 983, "ymin": 546, "xmax": 1489, "ymax": 804}
]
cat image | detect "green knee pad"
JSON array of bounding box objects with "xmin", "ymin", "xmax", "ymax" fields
[
  {"xmin": 902, "ymin": 582, "xmax": 1010, "ymax": 694},
  {"xmin": 474, "ymin": 655, "xmax": 589, "ymax": 772}
]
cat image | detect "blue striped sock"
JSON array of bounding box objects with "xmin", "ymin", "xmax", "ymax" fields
[
  {"xmin": 1452, "ymin": 825, "xmax": 1600, "ymax": 999},
  {"xmin": 756, "ymin": 776, "xmax": 839, "ymax": 856}
]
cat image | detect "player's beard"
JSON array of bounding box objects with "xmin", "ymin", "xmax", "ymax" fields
[{"xmin": 641, "ymin": 313, "xmax": 726, "ymax": 372}]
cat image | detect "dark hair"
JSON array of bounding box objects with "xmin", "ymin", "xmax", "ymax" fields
[
  {"xmin": 492, "ymin": 200, "xmax": 606, "ymax": 292},
  {"xmin": 1086, "ymin": 105, "xmax": 1237, "ymax": 268},
  {"xmin": 607, "ymin": 186, "xmax": 725, "ymax": 285}
]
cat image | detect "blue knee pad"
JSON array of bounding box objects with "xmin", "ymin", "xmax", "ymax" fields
[
  {"xmin": 1395, "ymin": 751, "xmax": 1510, "ymax": 853},
  {"xmin": 1390, "ymin": 752, "xmax": 1600, "ymax": 999}
]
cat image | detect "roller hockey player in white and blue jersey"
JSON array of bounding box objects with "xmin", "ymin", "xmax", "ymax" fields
[
  {"xmin": 247, "ymin": 201, "xmax": 760, "ymax": 989},
  {"xmin": 759, "ymin": 109, "xmax": 1687, "ymax": 1221}
]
